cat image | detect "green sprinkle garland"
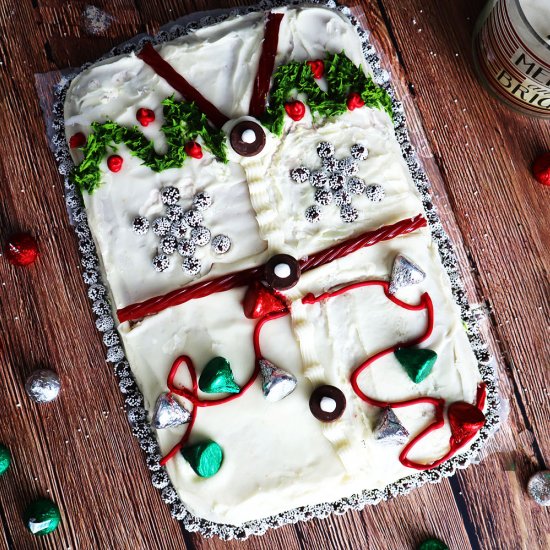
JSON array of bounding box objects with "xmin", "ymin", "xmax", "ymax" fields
[
  {"xmin": 261, "ymin": 52, "xmax": 393, "ymax": 135},
  {"xmin": 72, "ymin": 96, "xmax": 228, "ymax": 194}
]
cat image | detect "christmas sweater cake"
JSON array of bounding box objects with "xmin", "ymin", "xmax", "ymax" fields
[{"xmin": 57, "ymin": 2, "xmax": 497, "ymax": 537}]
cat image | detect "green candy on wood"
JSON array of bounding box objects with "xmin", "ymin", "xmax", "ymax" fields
[
  {"xmin": 24, "ymin": 498, "xmax": 61, "ymax": 536},
  {"xmin": 199, "ymin": 357, "xmax": 240, "ymax": 394},
  {"xmin": 394, "ymin": 348, "xmax": 437, "ymax": 384},
  {"xmin": 181, "ymin": 440, "xmax": 223, "ymax": 478},
  {"xmin": 417, "ymin": 538, "xmax": 449, "ymax": 550},
  {"xmin": 0, "ymin": 443, "xmax": 11, "ymax": 476}
]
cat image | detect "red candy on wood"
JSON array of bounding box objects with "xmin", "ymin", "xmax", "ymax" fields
[
  {"xmin": 185, "ymin": 141, "xmax": 203, "ymax": 159},
  {"xmin": 284, "ymin": 100, "xmax": 306, "ymax": 121},
  {"xmin": 307, "ymin": 60, "xmax": 324, "ymax": 79},
  {"xmin": 532, "ymin": 152, "xmax": 550, "ymax": 186},
  {"xmin": 448, "ymin": 401, "xmax": 485, "ymax": 446},
  {"xmin": 107, "ymin": 155, "xmax": 123, "ymax": 172},
  {"xmin": 347, "ymin": 92, "xmax": 365, "ymax": 111},
  {"xmin": 69, "ymin": 132, "xmax": 86, "ymax": 149},
  {"xmin": 243, "ymin": 280, "xmax": 287, "ymax": 319},
  {"xmin": 136, "ymin": 108, "xmax": 155, "ymax": 127},
  {"xmin": 5, "ymin": 233, "xmax": 38, "ymax": 266}
]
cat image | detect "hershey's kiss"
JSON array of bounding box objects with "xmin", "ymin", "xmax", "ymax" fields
[
  {"xmin": 373, "ymin": 406, "xmax": 409, "ymax": 445},
  {"xmin": 0, "ymin": 444, "xmax": 11, "ymax": 476},
  {"xmin": 417, "ymin": 538, "xmax": 449, "ymax": 550},
  {"xmin": 25, "ymin": 370, "xmax": 61, "ymax": 403},
  {"xmin": 152, "ymin": 392, "xmax": 191, "ymax": 429},
  {"xmin": 199, "ymin": 357, "xmax": 240, "ymax": 394},
  {"xmin": 389, "ymin": 254, "xmax": 426, "ymax": 295},
  {"xmin": 527, "ymin": 471, "xmax": 550, "ymax": 506},
  {"xmin": 394, "ymin": 347, "xmax": 437, "ymax": 384},
  {"xmin": 181, "ymin": 439, "xmax": 223, "ymax": 478},
  {"xmin": 259, "ymin": 359, "xmax": 297, "ymax": 402}
]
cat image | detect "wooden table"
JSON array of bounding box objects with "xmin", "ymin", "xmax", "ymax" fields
[{"xmin": 0, "ymin": 1, "xmax": 548, "ymax": 548}]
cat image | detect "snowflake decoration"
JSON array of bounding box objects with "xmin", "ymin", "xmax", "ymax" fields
[
  {"xmin": 131, "ymin": 187, "xmax": 231, "ymax": 274},
  {"xmin": 290, "ymin": 141, "xmax": 385, "ymax": 224}
]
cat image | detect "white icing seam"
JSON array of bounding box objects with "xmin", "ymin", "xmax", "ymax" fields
[{"xmin": 241, "ymin": 157, "xmax": 286, "ymax": 251}]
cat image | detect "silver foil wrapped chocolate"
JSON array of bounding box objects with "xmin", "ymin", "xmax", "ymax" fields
[
  {"xmin": 389, "ymin": 254, "xmax": 426, "ymax": 295},
  {"xmin": 24, "ymin": 369, "xmax": 61, "ymax": 403},
  {"xmin": 152, "ymin": 392, "xmax": 191, "ymax": 429},
  {"xmin": 373, "ymin": 406, "xmax": 409, "ymax": 445},
  {"xmin": 527, "ymin": 470, "xmax": 550, "ymax": 506},
  {"xmin": 259, "ymin": 359, "xmax": 297, "ymax": 402}
]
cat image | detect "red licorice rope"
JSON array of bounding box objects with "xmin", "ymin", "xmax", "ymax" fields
[
  {"xmin": 117, "ymin": 215, "xmax": 427, "ymax": 323},
  {"xmin": 249, "ymin": 12, "xmax": 284, "ymax": 118},
  {"xmin": 160, "ymin": 309, "xmax": 289, "ymax": 465},
  {"xmin": 303, "ymin": 280, "xmax": 486, "ymax": 471},
  {"xmin": 138, "ymin": 43, "xmax": 229, "ymax": 129}
]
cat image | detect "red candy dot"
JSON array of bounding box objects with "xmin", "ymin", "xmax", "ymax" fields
[
  {"xmin": 69, "ymin": 132, "xmax": 86, "ymax": 149},
  {"xmin": 4, "ymin": 233, "xmax": 38, "ymax": 266},
  {"xmin": 307, "ymin": 60, "xmax": 324, "ymax": 79},
  {"xmin": 136, "ymin": 108, "xmax": 156, "ymax": 127},
  {"xmin": 532, "ymin": 152, "xmax": 550, "ymax": 187},
  {"xmin": 284, "ymin": 100, "xmax": 306, "ymax": 121},
  {"xmin": 107, "ymin": 155, "xmax": 123, "ymax": 172},
  {"xmin": 347, "ymin": 92, "xmax": 365, "ymax": 111},
  {"xmin": 185, "ymin": 141, "xmax": 203, "ymax": 159}
]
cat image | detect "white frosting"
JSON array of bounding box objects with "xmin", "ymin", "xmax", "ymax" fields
[{"xmin": 65, "ymin": 5, "xmax": 485, "ymax": 527}]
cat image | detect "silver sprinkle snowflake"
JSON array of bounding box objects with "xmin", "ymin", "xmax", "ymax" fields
[{"xmin": 290, "ymin": 141, "xmax": 385, "ymax": 224}]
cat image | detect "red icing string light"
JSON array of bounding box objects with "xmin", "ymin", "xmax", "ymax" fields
[
  {"xmin": 117, "ymin": 215, "xmax": 427, "ymax": 323},
  {"xmin": 138, "ymin": 42, "xmax": 229, "ymax": 129},
  {"xmin": 249, "ymin": 12, "xmax": 285, "ymax": 118},
  {"xmin": 160, "ymin": 309, "xmax": 289, "ymax": 465}
]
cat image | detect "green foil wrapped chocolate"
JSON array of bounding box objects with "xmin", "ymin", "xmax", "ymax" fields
[
  {"xmin": 24, "ymin": 498, "xmax": 61, "ymax": 535},
  {"xmin": 0, "ymin": 443, "xmax": 11, "ymax": 476},
  {"xmin": 198, "ymin": 357, "xmax": 240, "ymax": 394},
  {"xmin": 394, "ymin": 347, "xmax": 437, "ymax": 384},
  {"xmin": 417, "ymin": 538, "xmax": 449, "ymax": 550},
  {"xmin": 181, "ymin": 440, "xmax": 223, "ymax": 478}
]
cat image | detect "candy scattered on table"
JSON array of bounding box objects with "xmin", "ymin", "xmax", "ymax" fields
[
  {"xmin": 0, "ymin": 443, "xmax": 11, "ymax": 476},
  {"xmin": 25, "ymin": 370, "xmax": 61, "ymax": 403},
  {"xmin": 259, "ymin": 359, "xmax": 297, "ymax": 402},
  {"xmin": 532, "ymin": 152, "xmax": 550, "ymax": 187},
  {"xmin": 527, "ymin": 470, "xmax": 550, "ymax": 506},
  {"xmin": 181, "ymin": 440, "xmax": 223, "ymax": 478},
  {"xmin": 24, "ymin": 498, "xmax": 61, "ymax": 536},
  {"xmin": 417, "ymin": 538, "xmax": 449, "ymax": 550},
  {"xmin": 199, "ymin": 357, "xmax": 240, "ymax": 394},
  {"xmin": 4, "ymin": 233, "xmax": 38, "ymax": 266}
]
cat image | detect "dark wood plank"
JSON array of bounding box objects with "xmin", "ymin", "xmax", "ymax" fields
[{"xmin": 0, "ymin": 0, "xmax": 548, "ymax": 549}]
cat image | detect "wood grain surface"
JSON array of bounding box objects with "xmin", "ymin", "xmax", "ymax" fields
[{"xmin": 0, "ymin": 1, "xmax": 548, "ymax": 549}]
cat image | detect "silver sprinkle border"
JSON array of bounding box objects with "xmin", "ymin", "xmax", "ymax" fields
[{"xmin": 50, "ymin": 0, "xmax": 500, "ymax": 540}]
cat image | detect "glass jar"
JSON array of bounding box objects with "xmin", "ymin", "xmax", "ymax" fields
[{"xmin": 472, "ymin": 0, "xmax": 550, "ymax": 118}]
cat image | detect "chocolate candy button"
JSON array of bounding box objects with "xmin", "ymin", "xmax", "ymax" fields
[
  {"xmin": 230, "ymin": 121, "xmax": 266, "ymax": 157},
  {"xmin": 309, "ymin": 385, "xmax": 346, "ymax": 422},
  {"xmin": 264, "ymin": 254, "xmax": 301, "ymax": 290}
]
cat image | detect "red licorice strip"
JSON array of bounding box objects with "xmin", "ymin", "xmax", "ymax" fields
[
  {"xmin": 299, "ymin": 214, "xmax": 427, "ymax": 272},
  {"xmin": 117, "ymin": 216, "xmax": 427, "ymax": 323},
  {"xmin": 138, "ymin": 42, "xmax": 229, "ymax": 129},
  {"xmin": 160, "ymin": 309, "xmax": 289, "ymax": 465},
  {"xmin": 117, "ymin": 266, "xmax": 263, "ymax": 323},
  {"xmin": 249, "ymin": 12, "xmax": 284, "ymax": 118}
]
